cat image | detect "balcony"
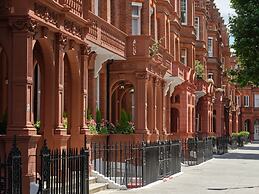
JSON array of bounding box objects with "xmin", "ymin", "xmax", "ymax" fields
[
  {"xmin": 87, "ymin": 12, "xmax": 127, "ymax": 58},
  {"xmin": 32, "ymin": 0, "xmax": 126, "ymax": 58}
]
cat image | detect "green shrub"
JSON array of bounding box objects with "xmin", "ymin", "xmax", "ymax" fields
[
  {"xmin": 238, "ymin": 131, "xmax": 250, "ymax": 138},
  {"xmin": 195, "ymin": 60, "xmax": 205, "ymax": 79},
  {"xmin": 232, "ymin": 133, "xmax": 239, "ymax": 138},
  {"xmin": 115, "ymin": 110, "xmax": 135, "ymax": 134},
  {"xmin": 34, "ymin": 120, "xmax": 40, "ymax": 134}
]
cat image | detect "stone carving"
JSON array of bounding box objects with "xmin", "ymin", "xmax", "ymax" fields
[
  {"xmin": 9, "ymin": 17, "xmax": 38, "ymax": 35},
  {"xmin": 80, "ymin": 44, "xmax": 91, "ymax": 55},
  {"xmin": 57, "ymin": 33, "xmax": 68, "ymax": 49},
  {"xmin": 34, "ymin": 3, "xmax": 59, "ymax": 27},
  {"xmin": 64, "ymin": 20, "xmax": 83, "ymax": 38},
  {"xmin": 132, "ymin": 39, "xmax": 137, "ymax": 56}
]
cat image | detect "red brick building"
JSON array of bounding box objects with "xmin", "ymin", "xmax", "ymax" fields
[{"xmin": 0, "ymin": 0, "xmax": 246, "ymax": 192}]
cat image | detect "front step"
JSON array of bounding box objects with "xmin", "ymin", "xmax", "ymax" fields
[{"xmin": 89, "ymin": 183, "xmax": 109, "ymax": 194}]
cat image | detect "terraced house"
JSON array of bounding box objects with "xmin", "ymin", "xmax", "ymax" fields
[{"xmin": 0, "ymin": 0, "xmax": 247, "ymax": 193}]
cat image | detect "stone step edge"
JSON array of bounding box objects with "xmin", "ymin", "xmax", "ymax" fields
[{"xmin": 91, "ymin": 170, "xmax": 127, "ymax": 190}]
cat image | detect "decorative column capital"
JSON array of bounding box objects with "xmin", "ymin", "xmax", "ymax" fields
[
  {"xmin": 80, "ymin": 44, "xmax": 91, "ymax": 56},
  {"xmin": 9, "ymin": 17, "xmax": 38, "ymax": 36}
]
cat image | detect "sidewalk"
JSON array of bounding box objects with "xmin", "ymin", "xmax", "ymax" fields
[{"xmin": 99, "ymin": 143, "xmax": 259, "ymax": 194}]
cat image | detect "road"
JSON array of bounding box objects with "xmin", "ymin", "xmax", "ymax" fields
[{"xmin": 100, "ymin": 142, "xmax": 259, "ymax": 194}]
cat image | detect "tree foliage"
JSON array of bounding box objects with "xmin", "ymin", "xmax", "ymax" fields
[
  {"xmin": 195, "ymin": 60, "xmax": 205, "ymax": 80},
  {"xmin": 229, "ymin": 0, "xmax": 259, "ymax": 86}
]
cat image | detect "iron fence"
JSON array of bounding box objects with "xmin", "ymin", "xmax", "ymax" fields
[
  {"xmin": 213, "ymin": 137, "xmax": 228, "ymax": 155},
  {"xmin": 181, "ymin": 138, "xmax": 213, "ymax": 166},
  {"xmin": 0, "ymin": 137, "xmax": 22, "ymax": 194},
  {"xmin": 36, "ymin": 140, "xmax": 89, "ymax": 194},
  {"xmin": 90, "ymin": 140, "xmax": 181, "ymax": 188}
]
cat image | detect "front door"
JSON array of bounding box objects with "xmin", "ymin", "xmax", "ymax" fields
[{"xmin": 254, "ymin": 120, "xmax": 259, "ymax": 140}]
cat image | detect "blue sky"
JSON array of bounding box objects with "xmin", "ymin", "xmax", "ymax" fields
[{"xmin": 214, "ymin": 0, "xmax": 236, "ymax": 45}]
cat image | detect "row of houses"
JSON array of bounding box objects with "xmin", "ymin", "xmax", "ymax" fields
[{"xmin": 0, "ymin": 0, "xmax": 258, "ymax": 193}]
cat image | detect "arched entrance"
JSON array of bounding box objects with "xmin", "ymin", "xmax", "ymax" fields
[
  {"xmin": 63, "ymin": 51, "xmax": 81, "ymax": 134},
  {"xmin": 254, "ymin": 120, "xmax": 259, "ymax": 141},
  {"xmin": 0, "ymin": 45, "xmax": 8, "ymax": 134},
  {"xmin": 32, "ymin": 40, "xmax": 55, "ymax": 137},
  {"xmin": 171, "ymin": 108, "xmax": 179, "ymax": 133},
  {"xmin": 111, "ymin": 81, "xmax": 135, "ymax": 125}
]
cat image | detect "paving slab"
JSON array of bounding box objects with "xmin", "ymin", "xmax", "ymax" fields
[{"xmin": 101, "ymin": 143, "xmax": 259, "ymax": 194}]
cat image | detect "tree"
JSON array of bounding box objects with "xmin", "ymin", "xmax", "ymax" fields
[{"xmin": 229, "ymin": 0, "xmax": 259, "ymax": 86}]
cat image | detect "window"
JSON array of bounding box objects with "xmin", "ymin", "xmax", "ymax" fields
[
  {"xmin": 254, "ymin": 94, "xmax": 259, "ymax": 107},
  {"xmin": 180, "ymin": 49, "xmax": 187, "ymax": 65},
  {"xmin": 208, "ymin": 73, "xmax": 213, "ymax": 80},
  {"xmin": 181, "ymin": 0, "xmax": 187, "ymax": 24},
  {"xmin": 94, "ymin": 0, "xmax": 99, "ymax": 16},
  {"xmin": 208, "ymin": 37, "xmax": 213, "ymax": 57},
  {"xmin": 244, "ymin": 96, "xmax": 250, "ymax": 107},
  {"xmin": 236, "ymin": 96, "xmax": 241, "ymax": 106},
  {"xmin": 132, "ymin": 2, "xmax": 142, "ymax": 35},
  {"xmin": 194, "ymin": 17, "xmax": 200, "ymax": 40}
]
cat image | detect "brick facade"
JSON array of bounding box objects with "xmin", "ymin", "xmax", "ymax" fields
[{"xmin": 0, "ymin": 0, "xmax": 253, "ymax": 192}]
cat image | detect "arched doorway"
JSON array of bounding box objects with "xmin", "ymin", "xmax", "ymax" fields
[
  {"xmin": 171, "ymin": 108, "xmax": 179, "ymax": 133},
  {"xmin": 33, "ymin": 63, "xmax": 41, "ymax": 126},
  {"xmin": 63, "ymin": 51, "xmax": 81, "ymax": 135},
  {"xmin": 0, "ymin": 45, "xmax": 8, "ymax": 134},
  {"xmin": 254, "ymin": 120, "xmax": 259, "ymax": 141},
  {"xmin": 111, "ymin": 81, "xmax": 135, "ymax": 125},
  {"xmin": 32, "ymin": 40, "xmax": 55, "ymax": 136}
]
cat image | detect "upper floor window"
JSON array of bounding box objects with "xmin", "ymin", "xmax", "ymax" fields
[
  {"xmin": 180, "ymin": 48, "xmax": 187, "ymax": 65},
  {"xmin": 236, "ymin": 96, "xmax": 241, "ymax": 106},
  {"xmin": 181, "ymin": 0, "xmax": 187, "ymax": 25},
  {"xmin": 132, "ymin": 2, "xmax": 142, "ymax": 35},
  {"xmin": 194, "ymin": 17, "xmax": 200, "ymax": 40},
  {"xmin": 94, "ymin": 0, "xmax": 99, "ymax": 16},
  {"xmin": 208, "ymin": 37, "xmax": 213, "ymax": 57},
  {"xmin": 254, "ymin": 94, "xmax": 259, "ymax": 107},
  {"xmin": 244, "ymin": 96, "xmax": 250, "ymax": 107}
]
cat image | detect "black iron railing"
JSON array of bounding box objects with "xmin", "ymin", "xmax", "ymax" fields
[
  {"xmin": 90, "ymin": 140, "xmax": 181, "ymax": 188},
  {"xmin": 36, "ymin": 140, "xmax": 89, "ymax": 194},
  {"xmin": 182, "ymin": 138, "xmax": 213, "ymax": 166},
  {"xmin": 0, "ymin": 137, "xmax": 22, "ymax": 194},
  {"xmin": 213, "ymin": 137, "xmax": 228, "ymax": 155}
]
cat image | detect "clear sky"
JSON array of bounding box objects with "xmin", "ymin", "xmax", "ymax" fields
[{"xmin": 214, "ymin": 0, "xmax": 236, "ymax": 45}]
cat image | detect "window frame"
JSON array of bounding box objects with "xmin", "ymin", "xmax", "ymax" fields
[
  {"xmin": 244, "ymin": 96, "xmax": 250, "ymax": 107},
  {"xmin": 181, "ymin": 0, "xmax": 187, "ymax": 25},
  {"xmin": 254, "ymin": 94, "xmax": 259, "ymax": 108},
  {"xmin": 194, "ymin": 16, "xmax": 200, "ymax": 40},
  {"xmin": 131, "ymin": 2, "xmax": 142, "ymax": 35},
  {"xmin": 180, "ymin": 48, "xmax": 187, "ymax": 65},
  {"xmin": 208, "ymin": 37, "xmax": 213, "ymax": 57}
]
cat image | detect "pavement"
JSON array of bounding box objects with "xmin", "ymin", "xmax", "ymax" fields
[{"xmin": 98, "ymin": 142, "xmax": 259, "ymax": 194}]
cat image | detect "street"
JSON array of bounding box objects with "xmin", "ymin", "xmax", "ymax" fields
[{"xmin": 100, "ymin": 142, "xmax": 259, "ymax": 194}]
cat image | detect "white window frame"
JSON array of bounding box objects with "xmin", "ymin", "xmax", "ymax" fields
[
  {"xmin": 94, "ymin": 0, "xmax": 99, "ymax": 16},
  {"xmin": 244, "ymin": 96, "xmax": 250, "ymax": 107},
  {"xmin": 194, "ymin": 16, "xmax": 200, "ymax": 40},
  {"xmin": 180, "ymin": 48, "xmax": 187, "ymax": 65},
  {"xmin": 254, "ymin": 94, "xmax": 259, "ymax": 107},
  {"xmin": 181, "ymin": 0, "xmax": 187, "ymax": 25},
  {"xmin": 131, "ymin": 2, "xmax": 142, "ymax": 35},
  {"xmin": 208, "ymin": 37, "xmax": 213, "ymax": 57}
]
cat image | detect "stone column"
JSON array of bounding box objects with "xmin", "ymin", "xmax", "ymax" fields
[
  {"xmin": 80, "ymin": 45, "xmax": 91, "ymax": 132},
  {"xmin": 135, "ymin": 72, "xmax": 148, "ymax": 134},
  {"xmin": 7, "ymin": 17, "xmax": 39, "ymax": 194},
  {"xmin": 54, "ymin": 33, "xmax": 67, "ymax": 134}
]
